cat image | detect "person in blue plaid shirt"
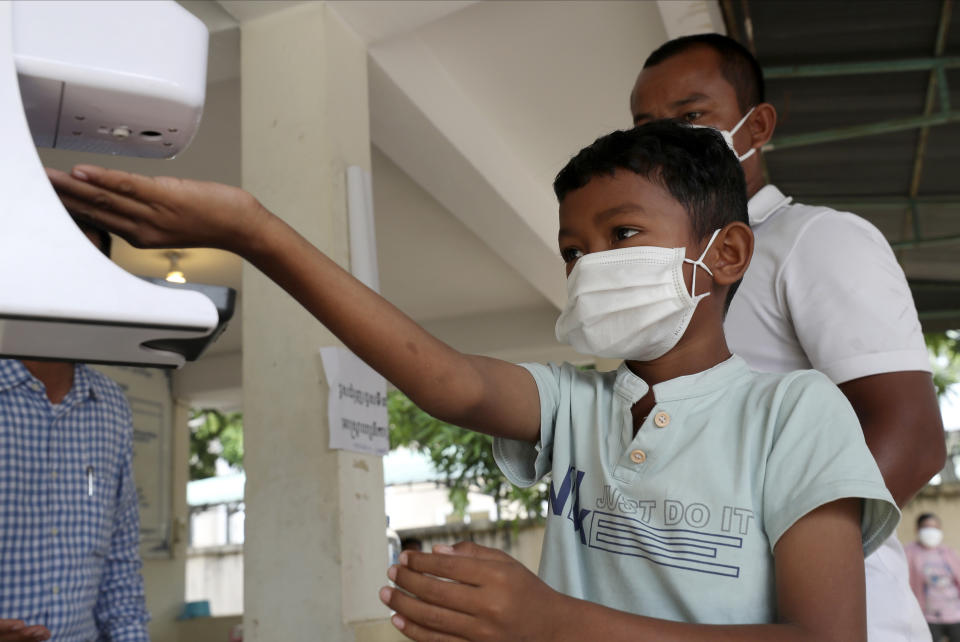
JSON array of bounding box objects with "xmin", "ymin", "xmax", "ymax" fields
[{"xmin": 0, "ymin": 220, "xmax": 149, "ymax": 642}]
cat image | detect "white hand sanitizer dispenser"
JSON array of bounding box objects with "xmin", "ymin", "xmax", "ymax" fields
[{"xmin": 0, "ymin": 0, "xmax": 233, "ymax": 368}]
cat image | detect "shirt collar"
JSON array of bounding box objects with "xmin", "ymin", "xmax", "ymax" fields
[
  {"xmin": 613, "ymin": 355, "xmax": 751, "ymax": 404},
  {"xmin": 71, "ymin": 364, "xmax": 99, "ymax": 402},
  {"xmin": 748, "ymin": 184, "xmax": 793, "ymax": 226},
  {"xmin": 0, "ymin": 359, "xmax": 98, "ymax": 401}
]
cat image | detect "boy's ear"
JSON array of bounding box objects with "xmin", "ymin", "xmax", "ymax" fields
[{"xmin": 710, "ymin": 222, "xmax": 753, "ymax": 287}]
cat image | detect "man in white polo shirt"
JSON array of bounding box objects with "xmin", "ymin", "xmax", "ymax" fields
[{"xmin": 629, "ymin": 33, "xmax": 945, "ymax": 641}]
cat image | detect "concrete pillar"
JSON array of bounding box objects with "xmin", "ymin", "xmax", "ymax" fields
[{"xmin": 239, "ymin": 4, "xmax": 386, "ymax": 640}]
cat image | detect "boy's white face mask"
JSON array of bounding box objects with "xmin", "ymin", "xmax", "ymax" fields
[
  {"xmin": 689, "ymin": 107, "xmax": 756, "ymax": 162},
  {"xmin": 556, "ymin": 229, "xmax": 721, "ymax": 361},
  {"xmin": 919, "ymin": 527, "xmax": 944, "ymax": 548}
]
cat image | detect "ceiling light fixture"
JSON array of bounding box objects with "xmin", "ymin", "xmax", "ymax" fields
[{"xmin": 165, "ymin": 251, "xmax": 186, "ymax": 284}]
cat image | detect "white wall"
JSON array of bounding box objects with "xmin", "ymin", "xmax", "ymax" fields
[
  {"xmin": 385, "ymin": 482, "xmax": 497, "ymax": 531},
  {"xmin": 186, "ymin": 546, "xmax": 244, "ymax": 616}
]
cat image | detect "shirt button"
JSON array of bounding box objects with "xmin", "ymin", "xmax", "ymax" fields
[
  {"xmin": 653, "ymin": 412, "xmax": 671, "ymax": 428},
  {"xmin": 51, "ymin": 470, "xmax": 58, "ymax": 478},
  {"xmin": 52, "ymin": 586, "xmax": 59, "ymax": 595},
  {"xmin": 50, "ymin": 528, "xmax": 59, "ymax": 536},
  {"xmin": 630, "ymin": 449, "xmax": 647, "ymax": 464}
]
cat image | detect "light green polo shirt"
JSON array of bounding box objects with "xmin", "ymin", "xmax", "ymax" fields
[{"xmin": 494, "ymin": 355, "xmax": 898, "ymax": 624}]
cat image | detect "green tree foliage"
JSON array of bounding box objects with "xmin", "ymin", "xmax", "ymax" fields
[
  {"xmin": 388, "ymin": 390, "xmax": 546, "ymax": 521},
  {"xmin": 189, "ymin": 408, "xmax": 244, "ymax": 481},
  {"xmin": 927, "ymin": 330, "xmax": 960, "ymax": 400},
  {"xmin": 924, "ymin": 331, "xmax": 960, "ymax": 484}
]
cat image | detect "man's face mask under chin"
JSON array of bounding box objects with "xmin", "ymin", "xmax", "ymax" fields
[{"xmin": 555, "ymin": 229, "xmax": 721, "ymax": 361}]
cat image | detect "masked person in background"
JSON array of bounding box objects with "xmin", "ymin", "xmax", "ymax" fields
[{"xmin": 907, "ymin": 514, "xmax": 960, "ymax": 642}]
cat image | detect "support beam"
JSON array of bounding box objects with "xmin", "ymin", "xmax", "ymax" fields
[
  {"xmin": 421, "ymin": 305, "xmax": 586, "ymax": 366},
  {"xmin": 919, "ymin": 309, "xmax": 960, "ymax": 321},
  {"xmin": 655, "ymin": 1, "xmax": 726, "ymax": 40},
  {"xmin": 900, "ymin": 0, "xmax": 951, "ymax": 258},
  {"xmin": 368, "ymin": 37, "xmax": 567, "ymax": 309},
  {"xmin": 939, "ymin": 67, "xmax": 952, "ymax": 112},
  {"xmin": 891, "ymin": 233, "xmax": 960, "ymax": 250},
  {"xmin": 910, "ymin": 204, "xmax": 924, "ymax": 243},
  {"xmin": 327, "ymin": 1, "xmax": 478, "ymax": 45},
  {"xmin": 764, "ymin": 2, "xmax": 955, "ymax": 156},
  {"xmin": 807, "ymin": 195, "xmax": 960, "ymax": 209},
  {"xmin": 764, "ymin": 110, "xmax": 960, "ymax": 151},
  {"xmin": 764, "ymin": 56, "xmax": 960, "ymax": 79}
]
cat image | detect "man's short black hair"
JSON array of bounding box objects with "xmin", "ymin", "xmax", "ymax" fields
[
  {"xmin": 553, "ymin": 120, "xmax": 749, "ymax": 307},
  {"xmin": 917, "ymin": 512, "xmax": 939, "ymax": 529},
  {"xmin": 643, "ymin": 33, "xmax": 764, "ymax": 114}
]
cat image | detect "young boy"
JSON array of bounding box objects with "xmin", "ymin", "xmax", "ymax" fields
[{"xmin": 48, "ymin": 121, "xmax": 897, "ymax": 641}]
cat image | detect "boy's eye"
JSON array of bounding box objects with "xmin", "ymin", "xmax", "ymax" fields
[
  {"xmin": 683, "ymin": 111, "xmax": 703, "ymax": 123},
  {"xmin": 560, "ymin": 248, "xmax": 583, "ymax": 264},
  {"xmin": 615, "ymin": 228, "xmax": 640, "ymax": 241}
]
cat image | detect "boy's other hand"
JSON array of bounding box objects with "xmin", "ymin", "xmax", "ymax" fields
[
  {"xmin": 45, "ymin": 166, "xmax": 270, "ymax": 255},
  {"xmin": 379, "ymin": 541, "xmax": 567, "ymax": 642},
  {"xmin": 0, "ymin": 619, "xmax": 50, "ymax": 641}
]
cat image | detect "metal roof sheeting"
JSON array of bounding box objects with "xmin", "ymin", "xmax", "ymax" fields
[{"xmin": 724, "ymin": 0, "xmax": 960, "ymax": 327}]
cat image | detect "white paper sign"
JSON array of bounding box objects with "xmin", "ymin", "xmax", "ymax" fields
[{"xmin": 319, "ymin": 346, "xmax": 389, "ymax": 455}]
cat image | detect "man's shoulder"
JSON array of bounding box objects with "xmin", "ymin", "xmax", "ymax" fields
[
  {"xmin": 753, "ymin": 189, "xmax": 896, "ymax": 284},
  {"xmin": 760, "ymin": 187, "xmax": 885, "ymax": 244},
  {"xmin": 0, "ymin": 358, "xmax": 30, "ymax": 391}
]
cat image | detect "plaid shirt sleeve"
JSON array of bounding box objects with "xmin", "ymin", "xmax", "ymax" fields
[{"xmin": 93, "ymin": 397, "xmax": 150, "ymax": 641}]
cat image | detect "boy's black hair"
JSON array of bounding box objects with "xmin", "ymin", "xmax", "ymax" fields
[
  {"xmin": 917, "ymin": 512, "xmax": 939, "ymax": 529},
  {"xmin": 643, "ymin": 33, "xmax": 764, "ymax": 114},
  {"xmin": 553, "ymin": 120, "xmax": 749, "ymax": 307},
  {"xmin": 71, "ymin": 214, "xmax": 112, "ymax": 258},
  {"xmin": 400, "ymin": 537, "xmax": 423, "ymax": 551}
]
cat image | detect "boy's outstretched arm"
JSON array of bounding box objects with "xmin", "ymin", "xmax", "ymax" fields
[
  {"xmin": 380, "ymin": 498, "xmax": 866, "ymax": 642},
  {"xmin": 45, "ymin": 166, "xmax": 541, "ymax": 442}
]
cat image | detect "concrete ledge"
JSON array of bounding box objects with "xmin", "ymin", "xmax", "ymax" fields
[
  {"xmin": 353, "ymin": 618, "xmax": 406, "ymax": 642},
  {"xmin": 177, "ymin": 614, "xmax": 241, "ymax": 642}
]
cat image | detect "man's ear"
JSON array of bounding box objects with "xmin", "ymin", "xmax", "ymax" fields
[
  {"xmin": 748, "ymin": 102, "xmax": 777, "ymax": 149},
  {"xmin": 710, "ymin": 222, "xmax": 753, "ymax": 287}
]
